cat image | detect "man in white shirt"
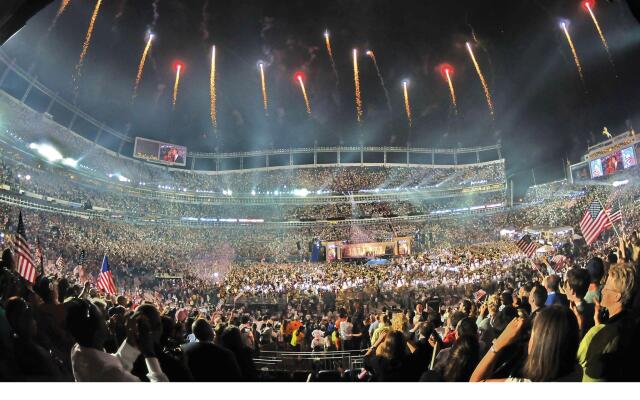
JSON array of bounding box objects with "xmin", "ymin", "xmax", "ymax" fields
[{"xmin": 66, "ymin": 298, "xmax": 168, "ymax": 382}]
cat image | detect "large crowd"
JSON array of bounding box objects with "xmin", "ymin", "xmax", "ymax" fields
[
  {"xmin": 3, "ymin": 91, "xmax": 640, "ymax": 382},
  {"xmin": 1, "ymin": 172, "xmax": 640, "ymax": 381}
]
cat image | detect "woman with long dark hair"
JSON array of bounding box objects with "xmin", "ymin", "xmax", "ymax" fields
[{"xmin": 470, "ymin": 305, "xmax": 581, "ymax": 382}]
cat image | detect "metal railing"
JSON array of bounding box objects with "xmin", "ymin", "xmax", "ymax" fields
[{"xmin": 254, "ymin": 349, "xmax": 366, "ymax": 372}]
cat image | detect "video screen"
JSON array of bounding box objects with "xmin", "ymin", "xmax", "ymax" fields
[
  {"xmin": 589, "ymin": 147, "xmax": 636, "ymax": 178},
  {"xmin": 134, "ymin": 137, "xmax": 187, "ymax": 166},
  {"xmin": 159, "ymin": 144, "xmax": 187, "ymax": 166},
  {"xmin": 571, "ymin": 163, "xmax": 590, "ymax": 181}
]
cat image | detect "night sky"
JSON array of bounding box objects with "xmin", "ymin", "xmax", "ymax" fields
[{"xmin": 2, "ymin": 0, "xmax": 640, "ymax": 192}]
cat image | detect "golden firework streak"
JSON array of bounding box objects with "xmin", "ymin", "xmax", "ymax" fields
[
  {"xmin": 560, "ymin": 23, "xmax": 585, "ymax": 85},
  {"xmin": 585, "ymin": 3, "xmax": 610, "ymax": 54},
  {"xmin": 74, "ymin": 0, "xmax": 102, "ymax": 85},
  {"xmin": 367, "ymin": 50, "xmax": 392, "ymax": 112},
  {"xmin": 173, "ymin": 65, "xmax": 182, "ymax": 109},
  {"xmin": 353, "ymin": 49, "xmax": 363, "ymax": 122},
  {"xmin": 210, "ymin": 46, "xmax": 217, "ymax": 127},
  {"xmin": 445, "ymin": 69, "xmax": 458, "ymax": 113},
  {"xmin": 132, "ymin": 34, "xmax": 154, "ymax": 101},
  {"xmin": 57, "ymin": 0, "xmax": 72, "ymax": 17},
  {"xmin": 403, "ymin": 81, "xmax": 412, "ymax": 128},
  {"xmin": 259, "ymin": 63, "xmax": 268, "ymax": 116},
  {"xmin": 298, "ymin": 76, "xmax": 311, "ymax": 115},
  {"xmin": 49, "ymin": 0, "xmax": 72, "ymax": 32},
  {"xmin": 324, "ymin": 31, "xmax": 339, "ymax": 82},
  {"xmin": 466, "ymin": 42, "xmax": 494, "ymax": 116}
]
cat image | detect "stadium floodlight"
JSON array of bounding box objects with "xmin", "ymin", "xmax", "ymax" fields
[
  {"xmin": 293, "ymin": 188, "xmax": 309, "ymax": 197},
  {"xmin": 33, "ymin": 143, "xmax": 63, "ymax": 162},
  {"xmin": 612, "ymin": 180, "xmax": 629, "ymax": 187},
  {"xmin": 62, "ymin": 158, "xmax": 78, "ymax": 168},
  {"xmin": 251, "ymin": 190, "xmax": 256, "ymax": 196}
]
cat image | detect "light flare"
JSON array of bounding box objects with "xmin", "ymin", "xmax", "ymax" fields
[
  {"xmin": 466, "ymin": 42, "xmax": 494, "ymax": 116},
  {"xmin": 402, "ymin": 80, "xmax": 412, "ymax": 128},
  {"xmin": 74, "ymin": 0, "xmax": 103, "ymax": 87},
  {"xmin": 132, "ymin": 34, "xmax": 154, "ymax": 101},
  {"xmin": 210, "ymin": 46, "xmax": 217, "ymax": 127},
  {"xmin": 353, "ymin": 49, "xmax": 363, "ymax": 122},
  {"xmin": 259, "ymin": 63, "xmax": 268, "ymax": 116},
  {"xmin": 560, "ymin": 22, "xmax": 585, "ymax": 85},
  {"xmin": 366, "ymin": 50, "xmax": 392, "ymax": 112},
  {"xmin": 173, "ymin": 64, "xmax": 182, "ymax": 110}
]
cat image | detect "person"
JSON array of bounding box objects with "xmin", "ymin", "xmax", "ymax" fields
[
  {"xmin": 529, "ymin": 283, "xmax": 547, "ymax": 318},
  {"xmin": 584, "ymin": 257, "xmax": 605, "ymax": 304},
  {"xmin": 181, "ymin": 319, "xmax": 241, "ymax": 381},
  {"xmin": 577, "ymin": 263, "xmax": 640, "ymax": 381},
  {"xmin": 565, "ymin": 267, "xmax": 595, "ymax": 338},
  {"xmin": 470, "ymin": 305, "xmax": 581, "ymax": 382},
  {"xmin": 430, "ymin": 317, "xmax": 480, "ymax": 382},
  {"xmin": 220, "ymin": 326, "xmax": 258, "ymax": 381},
  {"xmin": 65, "ymin": 299, "xmax": 168, "ymax": 382},
  {"xmin": 413, "ymin": 302, "xmax": 424, "ymax": 325},
  {"xmin": 4, "ymin": 297, "xmax": 66, "ymax": 381},
  {"xmin": 544, "ymin": 275, "xmax": 568, "ymax": 306},
  {"xmin": 339, "ymin": 316, "xmax": 354, "ymax": 350},
  {"xmin": 131, "ymin": 305, "xmax": 192, "ymax": 381},
  {"xmin": 370, "ymin": 313, "xmax": 390, "ymax": 345},
  {"xmin": 516, "ymin": 283, "xmax": 532, "ymax": 315},
  {"xmin": 363, "ymin": 330, "xmax": 413, "ymax": 382}
]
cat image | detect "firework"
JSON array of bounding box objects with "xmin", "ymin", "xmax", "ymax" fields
[
  {"xmin": 296, "ymin": 72, "xmax": 311, "ymax": 115},
  {"xmin": 353, "ymin": 49, "xmax": 363, "ymax": 122},
  {"xmin": 74, "ymin": 0, "xmax": 103, "ymax": 86},
  {"xmin": 366, "ymin": 50, "xmax": 392, "ymax": 112},
  {"xmin": 132, "ymin": 33, "xmax": 154, "ymax": 101},
  {"xmin": 559, "ymin": 21, "xmax": 585, "ymax": 85},
  {"xmin": 582, "ymin": 0, "xmax": 615, "ymax": 69},
  {"xmin": 402, "ymin": 80, "xmax": 412, "ymax": 128},
  {"xmin": 440, "ymin": 64, "xmax": 458, "ymax": 114},
  {"xmin": 210, "ymin": 46, "xmax": 217, "ymax": 127},
  {"xmin": 259, "ymin": 62, "xmax": 268, "ymax": 116},
  {"xmin": 465, "ymin": 42, "xmax": 494, "ymax": 116},
  {"xmin": 583, "ymin": 1, "xmax": 609, "ymax": 53},
  {"xmin": 48, "ymin": 0, "xmax": 72, "ymax": 32},
  {"xmin": 173, "ymin": 63, "xmax": 183, "ymax": 110},
  {"xmin": 324, "ymin": 30, "xmax": 339, "ymax": 82}
]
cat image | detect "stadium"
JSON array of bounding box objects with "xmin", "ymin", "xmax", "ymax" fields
[{"xmin": 1, "ymin": 0, "xmax": 640, "ymax": 387}]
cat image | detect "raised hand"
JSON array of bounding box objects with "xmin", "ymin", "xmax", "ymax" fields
[
  {"xmin": 493, "ymin": 317, "xmax": 525, "ymax": 352},
  {"xmin": 593, "ymin": 297, "xmax": 602, "ymax": 326}
]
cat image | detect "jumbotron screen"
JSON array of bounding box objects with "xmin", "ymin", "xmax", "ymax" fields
[
  {"xmin": 589, "ymin": 146, "xmax": 636, "ymax": 178},
  {"xmin": 133, "ymin": 137, "xmax": 187, "ymax": 167}
]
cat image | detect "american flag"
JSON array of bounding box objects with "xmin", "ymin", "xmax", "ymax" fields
[
  {"xmin": 604, "ymin": 202, "xmax": 623, "ymax": 229},
  {"xmin": 516, "ymin": 234, "xmax": 538, "ymax": 257},
  {"xmin": 97, "ymin": 255, "xmax": 117, "ymax": 295},
  {"xmin": 474, "ymin": 289, "xmax": 487, "ymax": 302},
  {"xmin": 15, "ymin": 211, "xmax": 37, "ymax": 284},
  {"xmin": 550, "ymin": 254, "xmax": 568, "ymax": 272},
  {"xmin": 580, "ymin": 201, "xmax": 609, "ymax": 245},
  {"xmin": 55, "ymin": 255, "xmax": 65, "ymax": 270}
]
